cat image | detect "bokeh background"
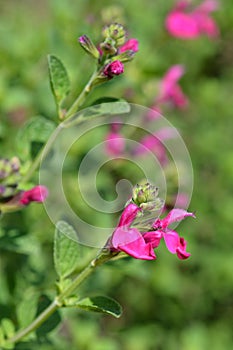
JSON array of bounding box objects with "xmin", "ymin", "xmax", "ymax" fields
[{"xmin": 0, "ymin": 0, "xmax": 233, "ymax": 349}]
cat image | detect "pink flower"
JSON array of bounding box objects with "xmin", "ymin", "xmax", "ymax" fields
[
  {"xmin": 103, "ymin": 60, "xmax": 124, "ymax": 78},
  {"xmin": 134, "ymin": 127, "xmax": 177, "ymax": 165},
  {"xmin": 105, "ymin": 122, "xmax": 125, "ymax": 156},
  {"xmin": 19, "ymin": 185, "xmax": 48, "ymax": 205},
  {"xmin": 157, "ymin": 65, "xmax": 188, "ymax": 109},
  {"xmin": 111, "ymin": 203, "xmax": 158, "ymax": 260},
  {"xmin": 152, "ymin": 209, "xmax": 195, "ymax": 259},
  {"xmin": 119, "ymin": 38, "xmax": 139, "ymax": 53},
  {"xmin": 110, "ymin": 204, "xmax": 194, "ymax": 261},
  {"xmin": 134, "ymin": 134, "xmax": 168, "ymax": 165},
  {"xmin": 165, "ymin": 0, "xmax": 219, "ymax": 39}
]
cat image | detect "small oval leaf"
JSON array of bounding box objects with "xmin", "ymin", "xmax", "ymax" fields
[
  {"xmin": 54, "ymin": 221, "xmax": 81, "ymax": 279},
  {"xmin": 75, "ymin": 296, "xmax": 122, "ymax": 318},
  {"xmin": 48, "ymin": 54, "xmax": 70, "ymax": 106}
]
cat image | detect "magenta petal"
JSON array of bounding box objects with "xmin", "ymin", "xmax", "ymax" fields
[
  {"xmin": 143, "ymin": 231, "xmax": 163, "ymax": 248},
  {"xmin": 118, "ymin": 203, "xmax": 140, "ymax": 227},
  {"xmin": 163, "ymin": 230, "xmax": 180, "ymax": 254},
  {"xmin": 119, "ymin": 38, "xmax": 139, "ymax": 53},
  {"xmin": 166, "ymin": 12, "xmax": 200, "ymax": 39},
  {"xmin": 111, "ymin": 227, "xmax": 142, "ymax": 249},
  {"xmin": 112, "ymin": 227, "xmax": 156, "ymax": 260},
  {"xmin": 119, "ymin": 239, "xmax": 156, "ymax": 260},
  {"xmin": 161, "ymin": 208, "xmax": 195, "ymax": 228},
  {"xmin": 163, "ymin": 65, "xmax": 185, "ymax": 85}
]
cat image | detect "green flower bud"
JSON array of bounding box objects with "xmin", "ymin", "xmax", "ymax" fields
[
  {"xmin": 132, "ymin": 183, "xmax": 160, "ymax": 207},
  {"xmin": 102, "ymin": 23, "xmax": 126, "ymax": 47}
]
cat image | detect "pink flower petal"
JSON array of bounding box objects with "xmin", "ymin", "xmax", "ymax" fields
[
  {"xmin": 195, "ymin": 0, "xmax": 219, "ymax": 13},
  {"xmin": 105, "ymin": 132, "xmax": 125, "ymax": 156},
  {"xmin": 163, "ymin": 65, "xmax": 185, "ymax": 85},
  {"xmin": 176, "ymin": 237, "xmax": 190, "ymax": 259},
  {"xmin": 20, "ymin": 185, "xmax": 48, "ymax": 205},
  {"xmin": 160, "ymin": 208, "xmax": 195, "ymax": 228},
  {"xmin": 119, "ymin": 38, "xmax": 139, "ymax": 53},
  {"xmin": 112, "ymin": 227, "xmax": 156, "ymax": 260},
  {"xmin": 163, "ymin": 230, "xmax": 180, "ymax": 254},
  {"xmin": 118, "ymin": 203, "xmax": 141, "ymax": 227},
  {"xmin": 143, "ymin": 231, "xmax": 163, "ymax": 248},
  {"xmin": 165, "ymin": 12, "xmax": 200, "ymax": 39}
]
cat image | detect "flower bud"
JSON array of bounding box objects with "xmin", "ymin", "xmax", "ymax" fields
[
  {"xmin": 102, "ymin": 23, "xmax": 126, "ymax": 47},
  {"xmin": 19, "ymin": 185, "xmax": 49, "ymax": 205},
  {"xmin": 103, "ymin": 60, "xmax": 124, "ymax": 78},
  {"xmin": 100, "ymin": 37, "xmax": 117, "ymax": 55},
  {"xmin": 78, "ymin": 35, "xmax": 100, "ymax": 59},
  {"xmin": 113, "ymin": 50, "xmax": 136, "ymax": 63},
  {"xmin": 132, "ymin": 183, "xmax": 161, "ymax": 207}
]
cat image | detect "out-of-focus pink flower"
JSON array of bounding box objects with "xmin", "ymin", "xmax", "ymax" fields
[
  {"xmin": 119, "ymin": 38, "xmax": 139, "ymax": 53},
  {"xmin": 19, "ymin": 185, "xmax": 48, "ymax": 205},
  {"xmin": 134, "ymin": 134, "xmax": 168, "ymax": 165},
  {"xmin": 103, "ymin": 60, "xmax": 124, "ymax": 78},
  {"xmin": 152, "ymin": 208, "xmax": 195, "ymax": 259},
  {"xmin": 165, "ymin": 0, "xmax": 219, "ymax": 39},
  {"xmin": 134, "ymin": 127, "xmax": 177, "ymax": 166},
  {"xmin": 105, "ymin": 122, "xmax": 125, "ymax": 156},
  {"xmin": 157, "ymin": 65, "xmax": 189, "ymax": 109}
]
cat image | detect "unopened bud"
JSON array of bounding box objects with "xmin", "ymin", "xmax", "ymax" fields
[
  {"xmin": 102, "ymin": 23, "xmax": 126, "ymax": 47},
  {"xmin": 103, "ymin": 60, "xmax": 124, "ymax": 78},
  {"xmin": 78, "ymin": 35, "xmax": 100, "ymax": 59},
  {"xmin": 132, "ymin": 183, "xmax": 160, "ymax": 207}
]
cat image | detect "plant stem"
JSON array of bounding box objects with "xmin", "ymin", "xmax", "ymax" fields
[
  {"xmin": 20, "ymin": 68, "xmax": 98, "ymax": 184},
  {"xmin": 20, "ymin": 124, "xmax": 63, "ymax": 184},
  {"xmin": 6, "ymin": 299, "xmax": 59, "ymax": 344},
  {"xmin": 65, "ymin": 69, "xmax": 98, "ymax": 119},
  {"xmin": 5, "ymin": 250, "xmax": 114, "ymax": 346}
]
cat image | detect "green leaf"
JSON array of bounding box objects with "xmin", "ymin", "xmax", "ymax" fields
[
  {"xmin": 16, "ymin": 116, "xmax": 56, "ymax": 160},
  {"xmin": 36, "ymin": 295, "xmax": 61, "ymax": 337},
  {"xmin": 71, "ymin": 296, "xmax": 122, "ymax": 318},
  {"xmin": 16, "ymin": 291, "xmax": 39, "ymax": 328},
  {"xmin": 54, "ymin": 221, "xmax": 81, "ymax": 279},
  {"xmin": 88, "ymin": 100, "xmax": 130, "ymax": 116},
  {"xmin": 48, "ymin": 54, "xmax": 70, "ymax": 107},
  {"xmin": 1, "ymin": 318, "xmax": 15, "ymax": 339}
]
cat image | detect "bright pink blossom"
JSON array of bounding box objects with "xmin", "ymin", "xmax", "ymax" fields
[
  {"xmin": 119, "ymin": 38, "xmax": 139, "ymax": 53},
  {"xmin": 103, "ymin": 60, "xmax": 124, "ymax": 78},
  {"xmin": 152, "ymin": 209, "xmax": 195, "ymax": 259},
  {"xmin": 165, "ymin": 0, "xmax": 219, "ymax": 39},
  {"xmin": 111, "ymin": 203, "xmax": 158, "ymax": 260},
  {"xmin": 19, "ymin": 185, "xmax": 48, "ymax": 205},
  {"xmin": 110, "ymin": 204, "xmax": 194, "ymax": 261},
  {"xmin": 157, "ymin": 65, "xmax": 188, "ymax": 109}
]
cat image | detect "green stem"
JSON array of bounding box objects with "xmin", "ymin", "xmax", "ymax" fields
[
  {"xmin": 20, "ymin": 124, "xmax": 63, "ymax": 184},
  {"xmin": 5, "ymin": 299, "xmax": 59, "ymax": 345},
  {"xmin": 65, "ymin": 69, "xmax": 98, "ymax": 119},
  {"xmin": 5, "ymin": 251, "xmax": 111, "ymax": 346},
  {"xmin": 20, "ymin": 68, "xmax": 98, "ymax": 184}
]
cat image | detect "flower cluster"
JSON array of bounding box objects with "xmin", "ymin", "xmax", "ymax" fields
[
  {"xmin": 79, "ymin": 23, "xmax": 138, "ymax": 81},
  {"xmin": 166, "ymin": 0, "xmax": 219, "ymax": 39},
  {"xmin": 0, "ymin": 157, "xmax": 48, "ymax": 213},
  {"xmin": 108, "ymin": 183, "xmax": 195, "ymax": 261}
]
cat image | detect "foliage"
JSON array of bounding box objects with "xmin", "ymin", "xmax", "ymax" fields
[{"xmin": 0, "ymin": 0, "xmax": 233, "ymax": 349}]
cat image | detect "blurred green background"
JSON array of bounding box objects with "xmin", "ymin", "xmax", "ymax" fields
[{"xmin": 0, "ymin": 0, "xmax": 233, "ymax": 349}]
